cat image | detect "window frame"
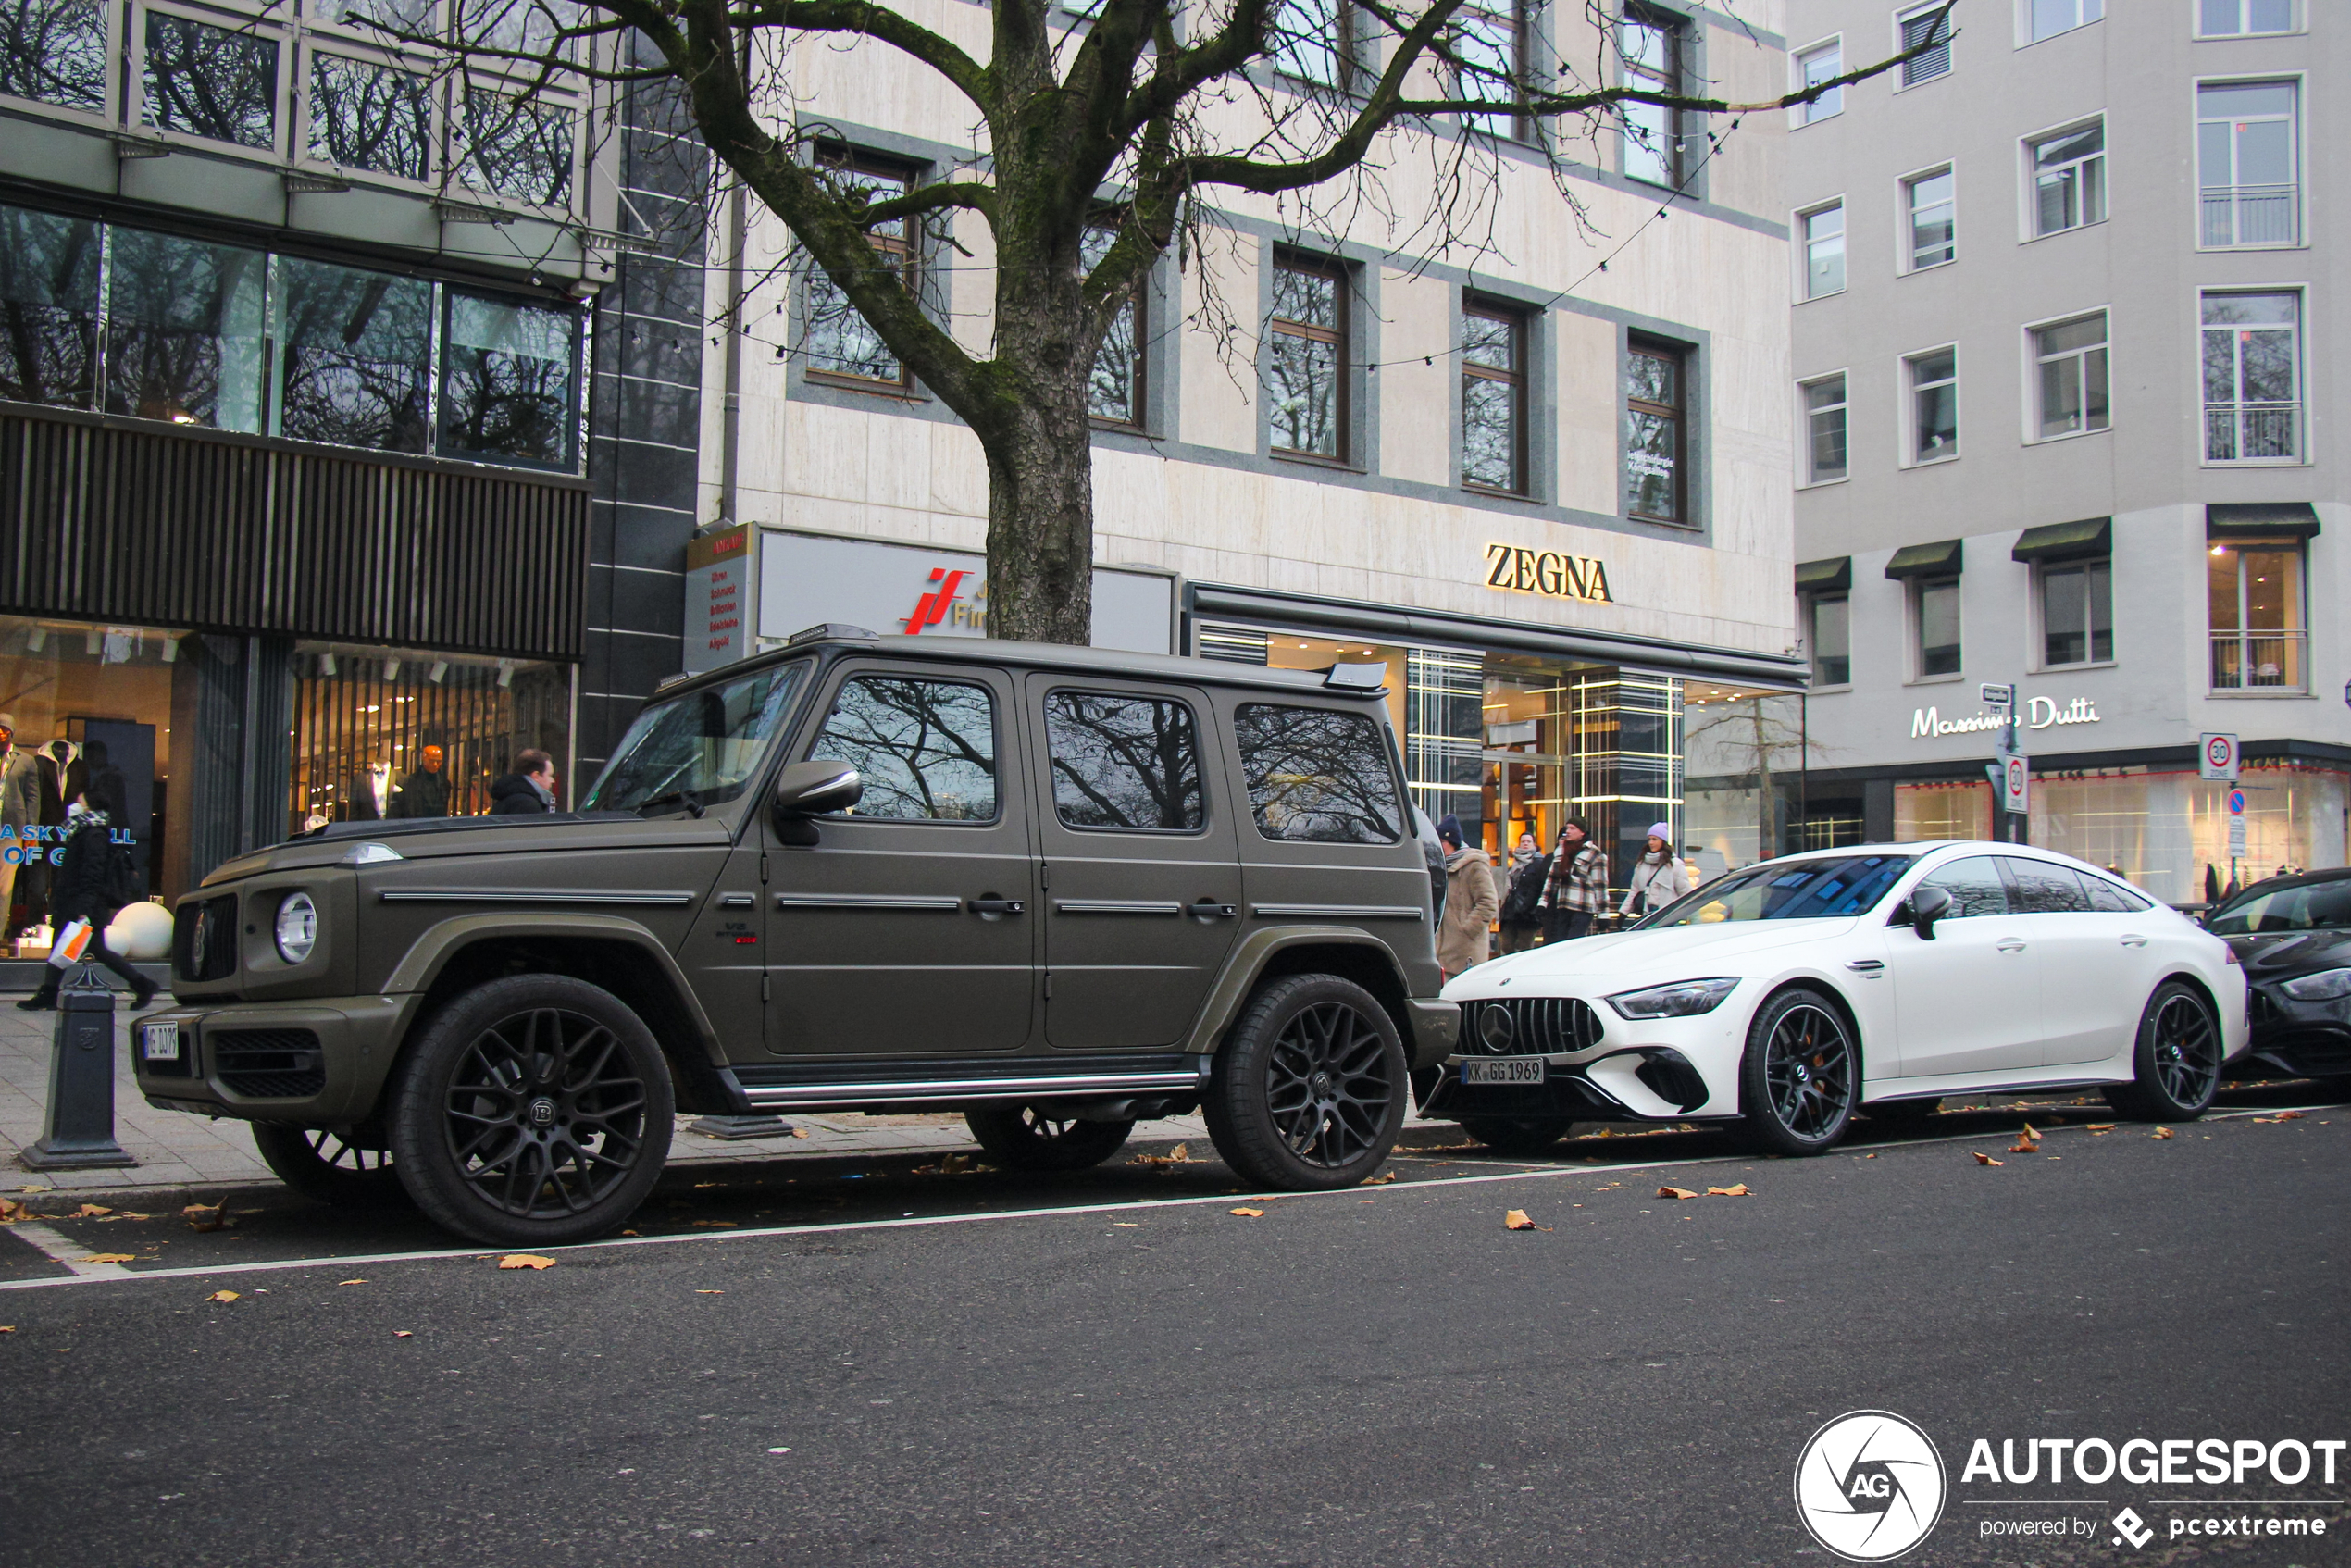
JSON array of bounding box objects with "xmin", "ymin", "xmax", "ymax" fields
[
  {"xmin": 1901, "ymin": 164, "xmax": 1957, "ymax": 272},
  {"xmin": 297, "ymin": 43, "xmax": 443, "ymax": 190},
  {"xmin": 1459, "ymin": 295, "xmax": 1528, "ymax": 496},
  {"xmin": 434, "ymin": 282, "xmax": 588, "ymax": 472},
  {"xmin": 2022, "ymin": 114, "xmax": 2108, "ymax": 241},
  {"xmin": 1901, "ymin": 343, "xmax": 1959, "ymax": 467},
  {"xmin": 2198, "ymin": 287, "xmax": 2304, "ymax": 467},
  {"xmin": 0, "ymin": 0, "xmax": 120, "ymax": 129},
  {"xmin": 1910, "ymin": 574, "xmax": 1963, "ymax": 681},
  {"xmin": 1808, "ymin": 591, "xmax": 1852, "ymax": 689},
  {"xmin": 2192, "ymin": 0, "xmax": 2298, "ymax": 39},
  {"xmin": 1269, "ymin": 0, "xmax": 1360, "ymax": 93},
  {"xmin": 1618, "ymin": 4, "xmax": 1686, "ymax": 189},
  {"xmin": 801, "ymin": 146, "xmax": 926, "ymax": 395},
  {"xmin": 1081, "ymin": 223, "xmax": 1147, "ymax": 431},
  {"xmin": 805, "ymin": 669, "xmax": 1007, "ymax": 828},
  {"xmin": 1791, "ymin": 36, "xmax": 1844, "ymax": 127},
  {"xmin": 1797, "ymin": 199, "xmax": 1847, "ymax": 302},
  {"xmin": 2205, "ymin": 534, "xmax": 2308, "ymax": 694},
  {"xmin": 1797, "ymin": 370, "xmax": 1849, "ymax": 488},
  {"xmin": 2021, "ymin": 0, "xmax": 2103, "ymax": 46},
  {"xmin": 1623, "ymin": 332, "xmax": 1688, "ymax": 526},
  {"xmin": 1265, "ymin": 251, "xmax": 1352, "ymax": 467},
  {"xmin": 2194, "ymin": 75, "xmax": 2302, "ymax": 251},
  {"xmin": 2034, "ymin": 556, "xmax": 2114, "ymax": 670},
  {"xmin": 1450, "ymin": 0, "xmax": 1530, "ymax": 142},
  {"xmin": 131, "ymin": 0, "xmax": 292, "ymax": 158},
  {"xmin": 1894, "ymin": 1, "xmax": 1955, "ymax": 91},
  {"xmin": 2025, "ymin": 307, "xmax": 2111, "ymax": 444}
]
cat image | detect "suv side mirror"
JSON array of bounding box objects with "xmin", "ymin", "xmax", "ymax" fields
[
  {"xmin": 772, "ymin": 760, "xmax": 861, "ymax": 844},
  {"xmin": 1908, "ymin": 882, "xmax": 1952, "ymax": 940}
]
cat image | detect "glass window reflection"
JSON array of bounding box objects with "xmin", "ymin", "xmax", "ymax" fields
[
  {"xmin": 0, "ymin": 0, "xmax": 109, "ymax": 113},
  {"xmin": 309, "ymin": 53, "xmax": 433, "ymax": 180},
  {"xmin": 106, "ymin": 228, "xmax": 267, "ymax": 431},
  {"xmin": 143, "ymin": 11, "xmax": 278, "ymax": 150},
  {"xmin": 0, "ymin": 203, "xmax": 100, "ymax": 408},
  {"xmin": 439, "ymin": 289, "xmax": 578, "ymax": 467},
  {"xmin": 276, "ymin": 258, "xmax": 432, "ymax": 452}
]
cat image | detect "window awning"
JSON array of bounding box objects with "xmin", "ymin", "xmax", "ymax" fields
[
  {"xmin": 2010, "ymin": 516, "xmax": 2111, "ymax": 564},
  {"xmin": 2208, "ymin": 503, "xmax": 2320, "ymax": 540},
  {"xmin": 1795, "ymin": 555, "xmax": 1852, "ymax": 593},
  {"xmin": 1883, "ymin": 538, "xmax": 1964, "ymax": 580}
]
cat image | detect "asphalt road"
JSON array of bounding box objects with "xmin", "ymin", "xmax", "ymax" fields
[{"xmin": 2, "ymin": 1092, "xmax": 2345, "ymax": 1568}]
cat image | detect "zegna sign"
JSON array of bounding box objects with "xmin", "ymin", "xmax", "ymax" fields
[
  {"xmin": 1911, "ymin": 695, "xmax": 2101, "ymax": 740},
  {"xmin": 1483, "ymin": 543, "xmax": 1613, "ymax": 604}
]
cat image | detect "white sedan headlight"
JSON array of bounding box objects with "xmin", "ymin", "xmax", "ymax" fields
[
  {"xmin": 1606, "ymin": 977, "xmax": 1740, "ymax": 1020},
  {"xmin": 274, "ymin": 891, "xmax": 318, "ymax": 964},
  {"xmin": 2281, "ymin": 967, "xmax": 2351, "ymax": 1002}
]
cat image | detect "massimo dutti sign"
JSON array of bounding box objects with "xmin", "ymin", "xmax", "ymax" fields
[{"xmin": 1483, "ymin": 543, "xmax": 1613, "ymax": 604}]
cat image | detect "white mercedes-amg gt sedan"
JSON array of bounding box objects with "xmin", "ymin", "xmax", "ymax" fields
[{"xmin": 1430, "ymin": 843, "xmax": 2248, "ymax": 1156}]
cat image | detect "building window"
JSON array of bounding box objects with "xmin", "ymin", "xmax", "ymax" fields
[
  {"xmin": 0, "ymin": 203, "xmax": 99, "ymax": 409},
  {"xmin": 2040, "ymin": 560, "xmax": 2112, "ymax": 666},
  {"xmin": 1906, "ymin": 347, "xmax": 1959, "ymax": 463},
  {"xmin": 2029, "ymin": 119, "xmax": 2106, "ymax": 237},
  {"xmin": 2197, "ymin": 81, "xmax": 2297, "ymax": 247},
  {"xmin": 802, "ymin": 151, "xmax": 918, "ymax": 390},
  {"xmin": 1623, "ymin": 337, "xmax": 1685, "ymax": 523},
  {"xmin": 1267, "ymin": 256, "xmax": 1348, "ymax": 462},
  {"xmin": 1080, "ymin": 226, "xmax": 1143, "ymax": 429},
  {"xmin": 2198, "ymin": 0, "xmax": 2294, "ymax": 37},
  {"xmin": 458, "ymin": 88, "xmax": 573, "ymax": 207},
  {"xmin": 1461, "ymin": 300, "xmax": 1525, "ymax": 493},
  {"xmin": 1453, "ymin": 0, "xmax": 1525, "ymax": 139},
  {"xmin": 1914, "ymin": 577, "xmax": 1961, "ymax": 677},
  {"xmin": 1905, "ymin": 168, "xmax": 1955, "ymax": 268},
  {"xmin": 1810, "ymin": 594, "xmax": 1851, "ymax": 685},
  {"xmin": 439, "ymin": 289, "xmax": 581, "ymax": 469},
  {"xmin": 1619, "ymin": 7, "xmax": 1683, "ymax": 188},
  {"xmin": 105, "ymin": 227, "xmax": 267, "ymax": 433},
  {"xmin": 1271, "ymin": 0, "xmax": 1353, "ymax": 89},
  {"xmin": 1897, "ymin": 4, "xmax": 1953, "ymax": 87},
  {"xmin": 2208, "ymin": 538, "xmax": 2305, "ymax": 691},
  {"xmin": 143, "ymin": 10, "xmax": 279, "ymax": 151},
  {"xmin": 276, "ymin": 257, "xmax": 433, "ymax": 453},
  {"xmin": 2032, "ymin": 312, "xmax": 2108, "ymax": 439},
  {"xmin": 2027, "ymin": 0, "xmax": 2102, "ymax": 44},
  {"xmin": 1800, "ymin": 203, "xmax": 1845, "ymax": 299},
  {"xmin": 0, "ymin": 0, "xmax": 109, "ymax": 114},
  {"xmin": 2202, "ymin": 292, "xmax": 2299, "ymax": 462},
  {"xmin": 308, "ymin": 54, "xmax": 434, "ymax": 182},
  {"xmin": 1795, "ymin": 40, "xmax": 1842, "ymax": 124},
  {"xmin": 1801, "ymin": 373, "xmax": 1847, "ymax": 484}
]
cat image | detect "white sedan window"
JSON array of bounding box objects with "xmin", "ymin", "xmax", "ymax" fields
[{"xmin": 1919, "ymin": 856, "xmax": 2009, "ymax": 918}]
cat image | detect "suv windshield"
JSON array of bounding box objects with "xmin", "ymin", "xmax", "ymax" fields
[
  {"xmin": 2208, "ymin": 877, "xmax": 2351, "ymax": 936},
  {"xmin": 580, "ymin": 662, "xmax": 811, "ymax": 814},
  {"xmin": 1639, "ymin": 853, "xmax": 1915, "ymax": 927}
]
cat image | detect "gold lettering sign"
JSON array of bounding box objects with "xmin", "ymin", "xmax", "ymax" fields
[{"xmin": 1483, "ymin": 543, "xmax": 1612, "ymax": 604}]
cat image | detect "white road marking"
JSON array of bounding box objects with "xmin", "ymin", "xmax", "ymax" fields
[
  {"xmin": 6, "ymin": 1222, "xmax": 135, "ymax": 1278},
  {"xmin": 0, "ymin": 1102, "xmax": 2333, "ymax": 1294}
]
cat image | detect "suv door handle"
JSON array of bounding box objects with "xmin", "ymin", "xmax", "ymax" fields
[
  {"xmin": 967, "ymin": 897, "xmax": 1026, "ymax": 915},
  {"xmin": 1996, "ymin": 939, "xmax": 2027, "ymax": 952},
  {"xmin": 2119, "ymin": 933, "xmax": 2147, "ymax": 947},
  {"xmin": 1188, "ymin": 901, "xmax": 1238, "ymax": 919}
]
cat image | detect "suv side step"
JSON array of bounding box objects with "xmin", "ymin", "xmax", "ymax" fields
[{"xmin": 725, "ymin": 1053, "xmax": 1210, "ymax": 1110}]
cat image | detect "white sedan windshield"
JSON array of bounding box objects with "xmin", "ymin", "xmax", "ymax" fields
[{"xmin": 1642, "ymin": 853, "xmax": 1915, "ymax": 927}]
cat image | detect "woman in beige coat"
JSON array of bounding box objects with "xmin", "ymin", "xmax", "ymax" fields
[{"xmin": 1435, "ymin": 815, "xmax": 1499, "ymax": 979}]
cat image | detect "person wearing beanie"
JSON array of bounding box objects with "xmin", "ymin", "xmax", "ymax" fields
[
  {"xmin": 1435, "ymin": 815, "xmax": 1499, "ymax": 979},
  {"xmin": 1622, "ymin": 821, "xmax": 1693, "ymax": 920}
]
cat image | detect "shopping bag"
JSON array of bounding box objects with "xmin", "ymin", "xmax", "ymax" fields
[{"xmin": 46, "ymin": 917, "xmax": 92, "ymax": 968}]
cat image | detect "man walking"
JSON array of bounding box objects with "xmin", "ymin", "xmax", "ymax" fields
[
  {"xmin": 1537, "ymin": 818, "xmax": 1608, "ymax": 943},
  {"xmin": 489, "ymin": 750, "xmax": 559, "ymax": 815}
]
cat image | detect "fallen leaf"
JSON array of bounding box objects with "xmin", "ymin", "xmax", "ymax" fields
[
  {"xmin": 182, "ymin": 1202, "xmax": 226, "ymax": 1233},
  {"xmin": 1128, "ymin": 1143, "xmax": 1194, "ymax": 1169},
  {"xmin": 392, "ymin": 1330, "xmax": 413, "ymax": 1338},
  {"xmin": 790, "ymin": 1127, "xmax": 809, "ymax": 1139},
  {"xmin": 497, "ymin": 1254, "xmax": 556, "ymax": 1270},
  {"xmin": 2276, "ymin": 1111, "xmax": 2306, "ymax": 1121},
  {"xmin": 690, "ymin": 1220, "xmax": 737, "ymax": 1228},
  {"xmin": 1972, "ymin": 1152, "xmax": 2004, "ymax": 1166},
  {"xmin": 1228, "ymin": 1207, "xmax": 1263, "ymax": 1218},
  {"xmin": 2009, "ymin": 1124, "xmax": 2042, "ymax": 1153},
  {"xmin": 2152, "ymin": 1127, "xmax": 2174, "ymax": 1139},
  {"xmin": 694, "ymin": 1289, "xmax": 725, "ymax": 1295},
  {"xmin": 2085, "ymin": 1123, "xmax": 2116, "ymax": 1134},
  {"xmin": 1113, "ymin": 1222, "xmax": 1140, "ymax": 1227},
  {"xmin": 96, "ymin": 1213, "xmax": 154, "ymax": 1222},
  {"xmin": 1656, "ymin": 1186, "xmax": 1698, "ymax": 1200},
  {"xmin": 0, "ymin": 1199, "xmax": 27, "ymax": 1224},
  {"xmin": 206, "ymin": 1289, "xmax": 239, "ymax": 1302},
  {"xmin": 1504, "ymin": 1209, "xmax": 1537, "ymax": 1230},
  {"xmin": 73, "ymin": 1203, "xmax": 113, "ymax": 1218},
  {"xmin": 1863, "ymin": 1152, "xmax": 1878, "ymax": 1159},
  {"xmin": 0, "ymin": 1325, "xmax": 13, "ymax": 1333},
  {"xmin": 1362, "ymin": 1170, "xmax": 1398, "ymax": 1185},
  {"xmin": 82, "ymin": 1252, "xmax": 137, "ymax": 1264},
  {"xmin": 620, "ymin": 1229, "xmax": 641, "ymax": 1237},
  {"xmin": 337, "ymin": 1279, "xmax": 367, "ymax": 1287},
  {"xmin": 1705, "ymin": 1184, "xmax": 1751, "ymax": 1198}
]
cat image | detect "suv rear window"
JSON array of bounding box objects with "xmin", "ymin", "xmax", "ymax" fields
[
  {"xmin": 1045, "ymin": 691, "xmax": 1204, "ymax": 831},
  {"xmin": 1233, "ymin": 703, "xmax": 1403, "ymax": 845}
]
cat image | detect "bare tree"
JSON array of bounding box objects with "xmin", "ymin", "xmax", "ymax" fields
[{"xmin": 378, "ymin": 0, "xmax": 1956, "ymax": 642}]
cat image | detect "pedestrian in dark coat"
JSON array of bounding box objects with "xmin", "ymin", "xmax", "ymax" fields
[
  {"xmin": 1498, "ymin": 831, "xmax": 1549, "ymax": 954},
  {"xmin": 1538, "ymin": 818, "xmax": 1608, "ymax": 943},
  {"xmin": 489, "ymin": 749, "xmax": 560, "ymax": 815},
  {"xmin": 18, "ymin": 776, "xmax": 156, "ymax": 1011},
  {"xmin": 389, "ymin": 744, "xmax": 452, "ymax": 819}
]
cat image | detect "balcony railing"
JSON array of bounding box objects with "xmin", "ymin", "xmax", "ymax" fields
[
  {"xmin": 2201, "ymin": 183, "xmax": 2299, "ymax": 247},
  {"xmin": 2204, "ymin": 402, "xmax": 2301, "ymax": 462},
  {"xmin": 2209, "ymin": 629, "xmax": 2307, "ymax": 692}
]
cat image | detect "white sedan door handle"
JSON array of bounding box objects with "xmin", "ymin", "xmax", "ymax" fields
[
  {"xmin": 2119, "ymin": 934, "xmax": 2147, "ymax": 947},
  {"xmin": 1996, "ymin": 939, "xmax": 2028, "ymax": 953}
]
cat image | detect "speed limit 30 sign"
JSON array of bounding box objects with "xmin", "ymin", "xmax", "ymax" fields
[{"xmin": 2199, "ymin": 732, "xmax": 2240, "ymax": 782}]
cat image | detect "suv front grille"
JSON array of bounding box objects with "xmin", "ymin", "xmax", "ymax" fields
[
  {"xmin": 212, "ymin": 1029, "xmax": 324, "ymax": 1099},
  {"xmin": 174, "ymin": 895, "xmax": 238, "ymax": 982},
  {"xmin": 1461, "ymin": 997, "xmax": 1605, "ymax": 1055}
]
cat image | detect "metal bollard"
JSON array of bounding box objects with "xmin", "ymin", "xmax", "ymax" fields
[{"xmin": 21, "ymin": 964, "xmax": 135, "ymax": 1170}]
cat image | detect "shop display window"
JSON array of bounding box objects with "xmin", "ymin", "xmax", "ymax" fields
[
  {"xmin": 1682, "ymin": 684, "xmax": 1807, "ymax": 877},
  {"xmin": 1894, "ymin": 779, "xmax": 1991, "ymax": 844},
  {"xmin": 2029, "ymin": 765, "xmax": 2345, "ymax": 907}
]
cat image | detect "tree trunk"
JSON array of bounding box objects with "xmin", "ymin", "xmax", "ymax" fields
[{"xmin": 980, "ymin": 385, "xmax": 1095, "ymax": 645}]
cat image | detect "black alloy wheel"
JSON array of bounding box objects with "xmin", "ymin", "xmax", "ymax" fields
[
  {"xmin": 389, "ymin": 975, "xmax": 673, "ymax": 1246},
  {"xmin": 964, "ymin": 1104, "xmax": 1136, "ymax": 1171},
  {"xmin": 2106, "ymin": 982, "xmax": 2223, "ymax": 1121},
  {"xmin": 1735, "ymin": 988, "xmax": 1857, "ymax": 1156},
  {"xmin": 1204, "ymin": 974, "xmax": 1408, "ymax": 1190},
  {"xmin": 250, "ymin": 1124, "xmax": 407, "ymax": 1207},
  {"xmin": 1459, "ymin": 1116, "xmax": 1576, "ymax": 1156}
]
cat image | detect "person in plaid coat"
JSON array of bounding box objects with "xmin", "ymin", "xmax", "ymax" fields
[{"xmin": 1538, "ymin": 818, "xmax": 1608, "ymax": 943}]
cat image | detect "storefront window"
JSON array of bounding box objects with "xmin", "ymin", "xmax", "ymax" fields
[
  {"xmin": 287, "ymin": 642, "xmax": 572, "ymax": 828},
  {"xmin": 2029, "ymin": 765, "xmax": 2345, "ymax": 907},
  {"xmin": 1682, "ymin": 683, "xmax": 1806, "ymax": 877},
  {"xmin": 275, "ymin": 257, "xmax": 433, "ymax": 452},
  {"xmin": 106, "ymin": 227, "xmax": 267, "ymax": 431},
  {"xmin": 439, "ymin": 289, "xmax": 579, "ymax": 468},
  {"xmin": 1895, "ymin": 780, "xmax": 1991, "ymax": 843},
  {"xmin": 0, "ymin": 202, "xmax": 99, "ymax": 408}
]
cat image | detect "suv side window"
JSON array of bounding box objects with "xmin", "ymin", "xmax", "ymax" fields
[
  {"xmin": 1233, "ymin": 703, "xmax": 1404, "ymax": 845},
  {"xmin": 809, "ymin": 676, "xmax": 998, "ymax": 822},
  {"xmin": 1919, "ymin": 855, "xmax": 2009, "ymax": 917},
  {"xmin": 1044, "ymin": 691, "xmax": 1204, "ymax": 831},
  {"xmin": 2003, "ymin": 857, "xmax": 2089, "ymax": 914}
]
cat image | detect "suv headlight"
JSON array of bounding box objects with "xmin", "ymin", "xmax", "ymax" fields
[
  {"xmin": 274, "ymin": 892, "xmax": 317, "ymax": 964},
  {"xmin": 1605, "ymin": 977, "xmax": 1740, "ymax": 1020},
  {"xmin": 2281, "ymin": 967, "xmax": 2351, "ymax": 1002}
]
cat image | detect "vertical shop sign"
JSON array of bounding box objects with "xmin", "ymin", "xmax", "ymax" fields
[{"xmin": 684, "ymin": 526, "xmax": 754, "ymax": 674}]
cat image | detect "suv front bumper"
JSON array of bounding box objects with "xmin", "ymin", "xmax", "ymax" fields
[{"xmin": 133, "ymin": 995, "xmax": 417, "ymax": 1125}]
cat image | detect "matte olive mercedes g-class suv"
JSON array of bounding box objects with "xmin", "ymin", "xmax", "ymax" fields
[{"xmin": 134, "ymin": 628, "xmax": 1457, "ymax": 1244}]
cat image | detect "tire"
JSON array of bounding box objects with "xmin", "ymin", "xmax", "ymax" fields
[
  {"xmin": 1734, "ymin": 988, "xmax": 1857, "ymax": 1157},
  {"xmin": 387, "ymin": 974, "xmax": 674, "ymax": 1247},
  {"xmin": 250, "ymin": 1124, "xmax": 407, "ymax": 1207},
  {"xmin": 1861, "ymin": 1097, "xmax": 1941, "ymax": 1128},
  {"xmin": 964, "ymin": 1104, "xmax": 1135, "ymax": 1172},
  {"xmin": 1459, "ymin": 1116, "xmax": 1574, "ymax": 1156},
  {"xmin": 1203, "ymin": 974, "xmax": 1407, "ymax": 1190},
  {"xmin": 2104, "ymin": 982, "xmax": 2223, "ymax": 1122}
]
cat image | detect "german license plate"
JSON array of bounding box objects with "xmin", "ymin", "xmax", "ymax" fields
[
  {"xmin": 1462, "ymin": 1058, "xmax": 1544, "ymax": 1086},
  {"xmin": 140, "ymin": 1023, "xmax": 181, "ymax": 1063}
]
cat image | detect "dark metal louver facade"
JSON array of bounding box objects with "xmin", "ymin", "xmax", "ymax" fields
[{"xmin": 0, "ymin": 406, "xmax": 588, "ymax": 660}]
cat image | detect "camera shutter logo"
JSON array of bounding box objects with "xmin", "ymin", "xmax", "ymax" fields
[{"xmin": 1793, "ymin": 1410, "xmax": 1947, "ymax": 1561}]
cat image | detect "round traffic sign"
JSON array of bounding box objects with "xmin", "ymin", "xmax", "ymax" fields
[
  {"xmin": 2206, "ymin": 734, "xmax": 2235, "ymax": 772},
  {"xmin": 2227, "ymin": 790, "xmax": 2246, "ymax": 816}
]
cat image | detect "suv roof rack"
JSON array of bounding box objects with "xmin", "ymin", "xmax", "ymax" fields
[{"xmin": 788, "ymin": 622, "xmax": 881, "ymax": 646}]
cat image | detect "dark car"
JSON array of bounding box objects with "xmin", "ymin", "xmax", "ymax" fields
[
  {"xmin": 2208, "ymin": 869, "xmax": 2351, "ymax": 1092},
  {"xmin": 133, "ymin": 628, "xmax": 1459, "ymax": 1245}
]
